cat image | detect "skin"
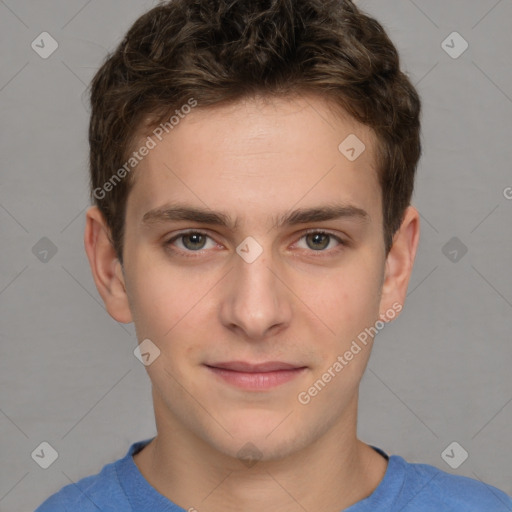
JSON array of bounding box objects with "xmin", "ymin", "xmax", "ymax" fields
[{"xmin": 84, "ymin": 94, "xmax": 420, "ymax": 511}]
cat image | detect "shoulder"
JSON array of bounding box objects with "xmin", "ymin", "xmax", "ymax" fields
[
  {"xmin": 395, "ymin": 455, "xmax": 512, "ymax": 511},
  {"xmin": 34, "ymin": 457, "xmax": 129, "ymax": 512}
]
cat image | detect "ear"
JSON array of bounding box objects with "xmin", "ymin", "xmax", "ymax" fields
[
  {"xmin": 83, "ymin": 206, "xmax": 133, "ymax": 324},
  {"xmin": 379, "ymin": 206, "xmax": 420, "ymax": 320}
]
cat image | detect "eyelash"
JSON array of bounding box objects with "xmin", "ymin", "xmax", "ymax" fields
[{"xmin": 163, "ymin": 229, "xmax": 347, "ymax": 258}]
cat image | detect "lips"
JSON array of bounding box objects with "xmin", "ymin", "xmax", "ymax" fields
[
  {"xmin": 205, "ymin": 361, "xmax": 307, "ymax": 390},
  {"xmin": 206, "ymin": 361, "xmax": 304, "ymax": 372}
]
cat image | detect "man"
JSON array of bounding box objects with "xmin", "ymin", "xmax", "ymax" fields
[{"xmin": 35, "ymin": 0, "xmax": 512, "ymax": 510}]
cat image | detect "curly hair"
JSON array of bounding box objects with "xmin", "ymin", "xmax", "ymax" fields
[{"xmin": 88, "ymin": 0, "xmax": 421, "ymax": 264}]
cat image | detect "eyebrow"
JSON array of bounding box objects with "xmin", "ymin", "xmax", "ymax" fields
[{"xmin": 141, "ymin": 202, "xmax": 370, "ymax": 230}]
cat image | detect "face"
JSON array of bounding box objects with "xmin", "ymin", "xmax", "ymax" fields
[{"xmin": 110, "ymin": 95, "xmax": 403, "ymax": 462}]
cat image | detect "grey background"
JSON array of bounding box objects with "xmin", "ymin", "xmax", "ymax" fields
[{"xmin": 1, "ymin": 0, "xmax": 511, "ymax": 510}]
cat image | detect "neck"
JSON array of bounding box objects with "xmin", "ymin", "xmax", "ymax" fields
[{"xmin": 133, "ymin": 392, "xmax": 388, "ymax": 511}]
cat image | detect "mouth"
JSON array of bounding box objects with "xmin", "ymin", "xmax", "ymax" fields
[{"xmin": 204, "ymin": 361, "xmax": 308, "ymax": 390}]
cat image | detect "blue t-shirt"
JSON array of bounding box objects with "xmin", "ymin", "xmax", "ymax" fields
[{"xmin": 35, "ymin": 437, "xmax": 512, "ymax": 511}]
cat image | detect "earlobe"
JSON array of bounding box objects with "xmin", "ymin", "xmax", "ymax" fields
[
  {"xmin": 83, "ymin": 206, "xmax": 133, "ymax": 324},
  {"xmin": 379, "ymin": 206, "xmax": 420, "ymax": 320}
]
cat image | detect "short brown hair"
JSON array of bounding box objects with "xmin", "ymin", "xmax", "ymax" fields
[{"xmin": 88, "ymin": 0, "xmax": 421, "ymax": 264}]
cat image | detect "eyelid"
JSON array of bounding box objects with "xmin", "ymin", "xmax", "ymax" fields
[
  {"xmin": 300, "ymin": 227, "xmax": 345, "ymax": 241},
  {"xmin": 292, "ymin": 228, "xmax": 346, "ymax": 253},
  {"xmin": 164, "ymin": 228, "xmax": 347, "ymax": 256},
  {"xmin": 164, "ymin": 229, "xmax": 219, "ymax": 253}
]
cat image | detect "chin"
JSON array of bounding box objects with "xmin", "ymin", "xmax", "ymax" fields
[{"xmin": 203, "ymin": 412, "xmax": 315, "ymax": 465}]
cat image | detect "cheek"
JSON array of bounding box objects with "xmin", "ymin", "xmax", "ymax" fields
[
  {"xmin": 127, "ymin": 255, "xmax": 218, "ymax": 360},
  {"xmin": 129, "ymin": 269, "xmax": 172, "ymax": 337},
  {"xmin": 306, "ymin": 258, "xmax": 383, "ymax": 341},
  {"xmin": 127, "ymin": 250, "xmax": 191, "ymax": 328},
  {"xmin": 302, "ymin": 263, "xmax": 384, "ymax": 403}
]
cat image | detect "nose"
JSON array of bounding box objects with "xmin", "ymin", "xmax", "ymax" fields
[{"xmin": 218, "ymin": 247, "xmax": 292, "ymax": 342}]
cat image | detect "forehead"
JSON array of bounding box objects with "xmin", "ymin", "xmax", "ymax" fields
[{"xmin": 125, "ymin": 94, "xmax": 382, "ymax": 229}]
